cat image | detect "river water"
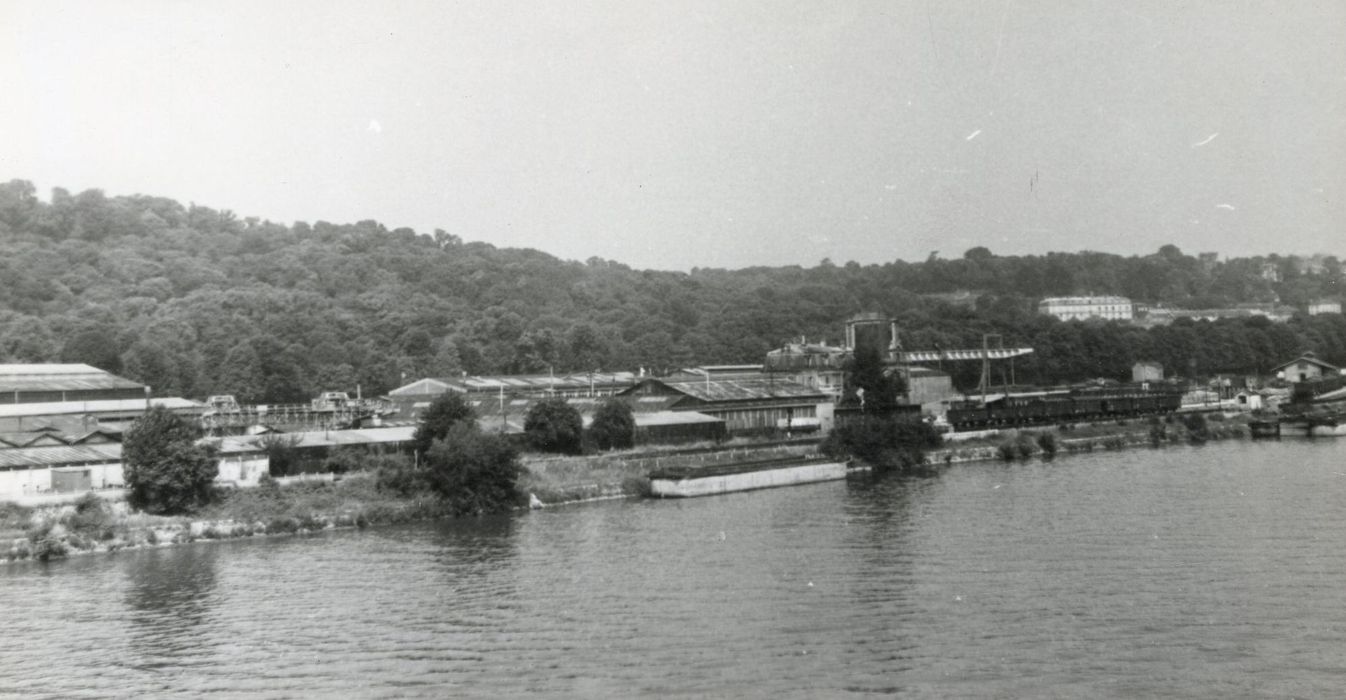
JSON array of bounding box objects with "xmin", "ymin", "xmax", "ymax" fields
[{"xmin": 3, "ymin": 440, "xmax": 1345, "ymax": 698}]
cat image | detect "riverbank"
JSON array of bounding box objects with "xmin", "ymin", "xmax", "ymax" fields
[
  {"xmin": 0, "ymin": 415, "xmax": 1260, "ymax": 565},
  {"xmin": 925, "ymin": 411, "xmax": 1254, "ymax": 465},
  {"xmin": 2, "ymin": 439, "xmax": 820, "ymax": 564}
]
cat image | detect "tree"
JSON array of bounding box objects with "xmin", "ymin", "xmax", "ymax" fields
[
  {"xmin": 845, "ymin": 344, "xmax": 905, "ymax": 409},
  {"xmin": 821, "ymin": 414, "xmax": 942, "ymax": 472},
  {"xmin": 589, "ymin": 398, "xmax": 635, "ymax": 450},
  {"xmin": 60, "ymin": 328, "xmax": 123, "ymax": 373},
  {"xmin": 423, "ymin": 423, "xmax": 522, "ymax": 515},
  {"xmin": 411, "ymin": 392, "xmax": 476, "ymax": 457},
  {"xmin": 524, "ymin": 397, "xmax": 584, "ymax": 454},
  {"xmin": 258, "ymin": 433, "xmax": 304, "ymax": 477},
  {"xmin": 122, "ymin": 406, "xmax": 218, "ymax": 514}
]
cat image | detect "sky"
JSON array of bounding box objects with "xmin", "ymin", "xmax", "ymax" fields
[{"xmin": 3, "ymin": 0, "xmax": 1343, "ymax": 271}]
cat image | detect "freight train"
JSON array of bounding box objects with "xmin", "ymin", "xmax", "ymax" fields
[{"xmin": 945, "ymin": 384, "xmax": 1183, "ymax": 431}]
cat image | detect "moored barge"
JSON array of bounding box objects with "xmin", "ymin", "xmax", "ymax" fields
[{"xmin": 648, "ymin": 456, "xmax": 857, "ymax": 498}]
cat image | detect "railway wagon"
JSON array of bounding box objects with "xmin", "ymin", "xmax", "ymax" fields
[{"xmin": 947, "ymin": 385, "xmax": 1182, "ymax": 431}]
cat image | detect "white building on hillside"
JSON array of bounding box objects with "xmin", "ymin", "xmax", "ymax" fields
[{"xmin": 1038, "ymin": 296, "xmax": 1134, "ymax": 321}]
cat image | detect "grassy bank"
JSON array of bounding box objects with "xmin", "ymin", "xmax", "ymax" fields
[{"xmin": 3, "ymin": 439, "xmax": 819, "ymax": 565}]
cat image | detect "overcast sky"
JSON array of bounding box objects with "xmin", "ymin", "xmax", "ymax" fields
[{"xmin": 3, "ymin": 0, "xmax": 1343, "ymax": 270}]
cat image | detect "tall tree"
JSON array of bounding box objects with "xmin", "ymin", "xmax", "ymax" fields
[
  {"xmin": 122, "ymin": 406, "xmax": 218, "ymax": 514},
  {"xmin": 524, "ymin": 397, "xmax": 584, "ymax": 454},
  {"xmin": 411, "ymin": 392, "xmax": 476, "ymax": 457}
]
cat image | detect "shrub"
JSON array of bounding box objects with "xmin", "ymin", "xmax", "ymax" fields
[
  {"xmin": 424, "ymin": 424, "xmax": 523, "ymax": 515},
  {"xmin": 1149, "ymin": 423, "xmax": 1167, "ymax": 446},
  {"xmin": 259, "ymin": 433, "xmax": 303, "ymax": 477},
  {"xmin": 589, "ymin": 399, "xmax": 636, "ymax": 451},
  {"xmin": 1015, "ymin": 434, "xmax": 1037, "ymax": 459},
  {"xmin": 323, "ymin": 447, "xmax": 365, "ymax": 475},
  {"xmin": 1182, "ymin": 413, "xmax": 1210, "ymax": 444},
  {"xmin": 524, "ymin": 398, "xmax": 584, "ymax": 454},
  {"xmin": 412, "ymin": 393, "xmax": 476, "ymax": 457},
  {"xmin": 66, "ymin": 493, "xmax": 117, "ymax": 540},
  {"xmin": 32, "ymin": 536, "xmax": 67, "ymax": 562},
  {"xmin": 376, "ymin": 461, "xmax": 430, "ymax": 496},
  {"xmin": 1035, "ymin": 432, "xmax": 1058, "ymax": 458}
]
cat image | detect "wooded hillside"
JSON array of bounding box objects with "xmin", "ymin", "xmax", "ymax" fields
[{"xmin": 2, "ymin": 179, "xmax": 1343, "ymax": 399}]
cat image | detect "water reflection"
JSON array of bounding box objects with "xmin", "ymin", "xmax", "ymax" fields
[{"xmin": 123, "ymin": 546, "xmax": 219, "ymax": 668}]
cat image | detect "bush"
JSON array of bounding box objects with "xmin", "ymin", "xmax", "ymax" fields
[
  {"xmin": 822, "ymin": 414, "xmax": 942, "ymax": 472},
  {"xmin": 424, "ymin": 424, "xmax": 523, "ymax": 515},
  {"xmin": 589, "ymin": 399, "xmax": 636, "ymax": 451},
  {"xmin": 259, "ymin": 433, "xmax": 303, "ymax": 477},
  {"xmin": 376, "ymin": 461, "xmax": 430, "ymax": 497},
  {"xmin": 1149, "ymin": 422, "xmax": 1168, "ymax": 446},
  {"xmin": 323, "ymin": 447, "xmax": 365, "ymax": 475},
  {"xmin": 122, "ymin": 406, "xmax": 219, "ymax": 515},
  {"xmin": 1035, "ymin": 432, "xmax": 1058, "ymax": 458},
  {"xmin": 412, "ymin": 393, "xmax": 476, "ymax": 457},
  {"xmin": 1182, "ymin": 413, "xmax": 1210, "ymax": 444},
  {"xmin": 524, "ymin": 398, "xmax": 584, "ymax": 454},
  {"xmin": 67, "ymin": 493, "xmax": 115, "ymax": 539},
  {"xmin": 32, "ymin": 536, "xmax": 67, "ymax": 562}
]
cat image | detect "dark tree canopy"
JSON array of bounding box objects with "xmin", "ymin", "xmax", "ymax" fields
[
  {"xmin": 524, "ymin": 397, "xmax": 584, "ymax": 454},
  {"xmin": 821, "ymin": 414, "xmax": 942, "ymax": 472},
  {"xmin": 589, "ymin": 398, "xmax": 635, "ymax": 450},
  {"xmin": 845, "ymin": 345, "xmax": 906, "ymax": 409},
  {"xmin": 423, "ymin": 423, "xmax": 522, "ymax": 515},
  {"xmin": 122, "ymin": 406, "xmax": 218, "ymax": 514},
  {"xmin": 0, "ymin": 177, "xmax": 1341, "ymax": 398},
  {"xmin": 412, "ymin": 392, "xmax": 476, "ymax": 456}
]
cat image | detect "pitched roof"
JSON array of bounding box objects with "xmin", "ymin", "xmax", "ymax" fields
[
  {"xmin": 1271, "ymin": 354, "xmax": 1341, "ymax": 373},
  {"xmin": 629, "ymin": 378, "xmax": 827, "ymax": 404},
  {"xmin": 0, "ymin": 397, "xmax": 203, "ymax": 419},
  {"xmin": 0, "ymin": 444, "xmax": 122, "ymax": 470},
  {"xmin": 0, "ymin": 364, "xmax": 145, "ymax": 394}
]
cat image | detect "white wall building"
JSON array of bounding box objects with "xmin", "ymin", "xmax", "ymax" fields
[
  {"xmin": 1038, "ymin": 296, "xmax": 1134, "ymax": 321},
  {"xmin": 1308, "ymin": 299, "xmax": 1342, "ymax": 316}
]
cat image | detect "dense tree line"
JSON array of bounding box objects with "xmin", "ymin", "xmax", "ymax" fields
[{"xmin": 1, "ymin": 179, "xmax": 1343, "ymax": 399}]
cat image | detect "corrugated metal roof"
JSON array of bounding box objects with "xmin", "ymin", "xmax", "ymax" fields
[
  {"xmin": 0, "ymin": 364, "xmax": 105, "ymax": 375},
  {"xmin": 242, "ymin": 426, "xmax": 417, "ymax": 450},
  {"xmin": 387, "ymin": 378, "xmax": 453, "ymax": 397},
  {"xmin": 0, "ymin": 443, "xmax": 121, "ymax": 470},
  {"xmin": 634, "ymin": 411, "xmax": 723, "ymax": 427},
  {"xmin": 652, "ymin": 378, "xmax": 827, "ymax": 403},
  {"xmin": 393, "ymin": 372, "xmax": 638, "ymax": 396},
  {"xmin": 0, "ymin": 397, "xmax": 203, "ymax": 418},
  {"xmin": 0, "ymin": 364, "xmax": 145, "ymax": 393}
]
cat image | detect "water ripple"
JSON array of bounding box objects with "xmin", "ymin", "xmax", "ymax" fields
[{"xmin": 2, "ymin": 440, "xmax": 1345, "ymax": 697}]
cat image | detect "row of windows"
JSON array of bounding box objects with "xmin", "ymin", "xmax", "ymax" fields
[{"xmin": 704, "ymin": 406, "xmax": 817, "ymax": 431}]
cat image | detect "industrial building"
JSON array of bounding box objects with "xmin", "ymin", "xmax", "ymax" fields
[
  {"xmin": 0, "ymin": 364, "xmax": 204, "ymax": 502},
  {"xmin": 1272, "ymin": 353, "xmax": 1341, "ymax": 384},
  {"xmin": 618, "ymin": 377, "xmax": 833, "ymax": 435}
]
